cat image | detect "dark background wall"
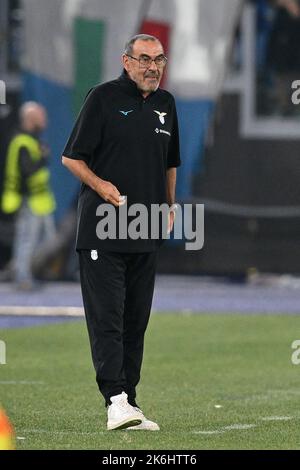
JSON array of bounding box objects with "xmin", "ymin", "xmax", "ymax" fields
[{"xmin": 158, "ymin": 94, "xmax": 300, "ymax": 275}]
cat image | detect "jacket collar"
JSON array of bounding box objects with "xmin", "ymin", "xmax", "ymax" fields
[{"xmin": 118, "ymin": 69, "xmax": 158, "ymax": 99}]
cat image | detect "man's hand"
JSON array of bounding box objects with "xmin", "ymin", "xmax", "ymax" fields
[
  {"xmin": 167, "ymin": 205, "xmax": 177, "ymax": 234},
  {"xmin": 61, "ymin": 157, "xmax": 124, "ymax": 208},
  {"xmin": 95, "ymin": 179, "xmax": 122, "ymax": 207},
  {"xmin": 278, "ymin": 0, "xmax": 300, "ymax": 17}
]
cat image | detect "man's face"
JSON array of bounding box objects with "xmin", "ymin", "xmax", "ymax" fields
[
  {"xmin": 22, "ymin": 105, "xmax": 48, "ymax": 134},
  {"xmin": 123, "ymin": 39, "xmax": 165, "ymax": 96},
  {"xmin": 34, "ymin": 107, "xmax": 48, "ymax": 133}
]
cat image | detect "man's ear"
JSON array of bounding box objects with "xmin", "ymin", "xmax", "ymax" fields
[{"xmin": 122, "ymin": 54, "xmax": 129, "ymax": 71}]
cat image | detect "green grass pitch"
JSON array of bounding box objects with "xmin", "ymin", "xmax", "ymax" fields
[{"xmin": 1, "ymin": 313, "xmax": 300, "ymax": 449}]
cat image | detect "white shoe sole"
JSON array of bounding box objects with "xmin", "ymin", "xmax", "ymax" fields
[
  {"xmin": 107, "ymin": 417, "xmax": 142, "ymax": 431},
  {"xmin": 126, "ymin": 423, "xmax": 160, "ymax": 431},
  {"xmin": 126, "ymin": 426, "xmax": 160, "ymax": 432}
]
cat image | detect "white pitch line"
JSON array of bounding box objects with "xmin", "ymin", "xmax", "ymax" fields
[
  {"xmin": 194, "ymin": 415, "xmax": 298, "ymax": 436},
  {"xmin": 0, "ymin": 306, "xmax": 84, "ymax": 316},
  {"xmin": 18, "ymin": 428, "xmax": 105, "ymax": 435},
  {"xmin": 260, "ymin": 416, "xmax": 293, "ymax": 422},
  {"xmin": 0, "ymin": 381, "xmax": 44, "ymax": 385},
  {"xmin": 223, "ymin": 424, "xmax": 256, "ymax": 431},
  {"xmin": 215, "ymin": 389, "xmax": 300, "ymax": 404},
  {"xmin": 194, "ymin": 423, "xmax": 256, "ymax": 435},
  {"xmin": 194, "ymin": 430, "xmax": 223, "ymax": 435}
]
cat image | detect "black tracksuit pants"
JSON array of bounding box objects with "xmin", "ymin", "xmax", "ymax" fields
[{"xmin": 78, "ymin": 250, "xmax": 157, "ymax": 407}]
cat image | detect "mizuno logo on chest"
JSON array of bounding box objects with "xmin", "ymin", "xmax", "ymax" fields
[{"xmin": 119, "ymin": 110, "xmax": 133, "ymax": 116}]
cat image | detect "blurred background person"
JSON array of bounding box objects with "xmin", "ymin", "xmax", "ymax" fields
[
  {"xmin": 266, "ymin": 0, "xmax": 300, "ymax": 115},
  {"xmin": 1, "ymin": 101, "xmax": 56, "ymax": 290}
]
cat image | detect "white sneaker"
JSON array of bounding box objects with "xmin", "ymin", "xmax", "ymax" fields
[
  {"xmin": 126, "ymin": 407, "xmax": 160, "ymax": 431},
  {"xmin": 107, "ymin": 392, "xmax": 142, "ymax": 430}
]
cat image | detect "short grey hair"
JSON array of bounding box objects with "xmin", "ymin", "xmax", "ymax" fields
[{"xmin": 124, "ymin": 34, "xmax": 162, "ymax": 55}]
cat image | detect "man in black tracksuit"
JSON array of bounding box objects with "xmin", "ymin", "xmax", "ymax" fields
[{"xmin": 62, "ymin": 34, "xmax": 180, "ymax": 431}]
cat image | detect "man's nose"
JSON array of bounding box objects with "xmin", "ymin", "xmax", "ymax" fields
[{"xmin": 148, "ymin": 60, "xmax": 159, "ymax": 71}]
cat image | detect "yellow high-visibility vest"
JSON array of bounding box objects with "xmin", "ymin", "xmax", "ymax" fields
[{"xmin": 1, "ymin": 133, "xmax": 56, "ymax": 215}]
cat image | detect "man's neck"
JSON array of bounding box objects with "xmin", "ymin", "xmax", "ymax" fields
[
  {"xmin": 123, "ymin": 70, "xmax": 154, "ymax": 99},
  {"xmin": 20, "ymin": 126, "xmax": 40, "ymax": 138}
]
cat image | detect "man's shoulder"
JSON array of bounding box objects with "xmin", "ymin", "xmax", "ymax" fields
[
  {"xmin": 156, "ymin": 88, "xmax": 176, "ymax": 105},
  {"xmin": 9, "ymin": 131, "xmax": 39, "ymax": 145},
  {"xmin": 87, "ymin": 78, "xmax": 122, "ymax": 99}
]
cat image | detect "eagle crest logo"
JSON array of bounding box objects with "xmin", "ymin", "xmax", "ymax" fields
[{"xmin": 154, "ymin": 110, "xmax": 167, "ymax": 125}]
